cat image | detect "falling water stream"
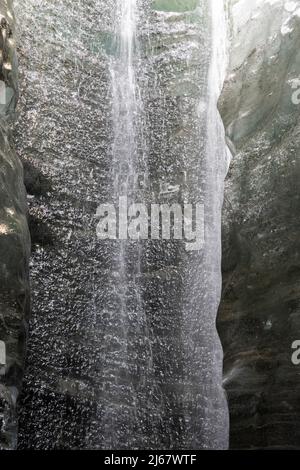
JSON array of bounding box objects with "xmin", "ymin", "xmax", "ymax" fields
[
  {"xmin": 111, "ymin": 0, "xmax": 139, "ymax": 183},
  {"xmin": 13, "ymin": 0, "xmax": 229, "ymax": 450},
  {"xmin": 98, "ymin": 0, "xmax": 154, "ymax": 449},
  {"xmin": 110, "ymin": 0, "xmax": 139, "ymax": 359}
]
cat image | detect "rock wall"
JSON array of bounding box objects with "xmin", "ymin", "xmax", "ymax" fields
[
  {"xmin": 218, "ymin": 0, "xmax": 300, "ymax": 449},
  {"xmin": 0, "ymin": 0, "xmax": 30, "ymax": 450}
]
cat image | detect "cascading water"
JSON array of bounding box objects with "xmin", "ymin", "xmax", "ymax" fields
[
  {"xmin": 111, "ymin": 0, "xmax": 139, "ymax": 185},
  {"xmin": 100, "ymin": 0, "xmax": 142, "ymax": 446},
  {"xmin": 109, "ymin": 0, "xmax": 140, "ymax": 372},
  {"xmin": 12, "ymin": 0, "xmax": 229, "ymax": 450},
  {"xmin": 94, "ymin": 0, "xmax": 155, "ymax": 449}
]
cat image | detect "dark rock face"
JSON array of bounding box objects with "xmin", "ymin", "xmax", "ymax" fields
[
  {"xmin": 0, "ymin": 0, "xmax": 30, "ymax": 450},
  {"xmin": 218, "ymin": 0, "xmax": 300, "ymax": 449},
  {"xmin": 15, "ymin": 0, "xmax": 228, "ymax": 449}
]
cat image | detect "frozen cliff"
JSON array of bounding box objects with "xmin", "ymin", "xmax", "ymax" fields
[
  {"xmin": 12, "ymin": 0, "xmax": 229, "ymax": 450},
  {"xmin": 3, "ymin": 0, "xmax": 299, "ymax": 451},
  {"xmin": 218, "ymin": 0, "xmax": 300, "ymax": 449}
]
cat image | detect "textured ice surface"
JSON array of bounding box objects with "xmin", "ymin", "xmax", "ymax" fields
[
  {"xmin": 15, "ymin": 0, "xmax": 229, "ymax": 449},
  {"xmin": 218, "ymin": 0, "xmax": 300, "ymax": 449}
]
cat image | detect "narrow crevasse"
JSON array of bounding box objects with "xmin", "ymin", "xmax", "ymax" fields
[
  {"xmin": 0, "ymin": 0, "xmax": 30, "ymax": 450},
  {"xmin": 218, "ymin": 0, "xmax": 300, "ymax": 449},
  {"xmin": 0, "ymin": 0, "xmax": 231, "ymax": 449}
]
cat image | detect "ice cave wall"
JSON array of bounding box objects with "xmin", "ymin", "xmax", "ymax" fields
[
  {"xmin": 13, "ymin": 0, "xmax": 228, "ymax": 450},
  {"xmin": 2, "ymin": 0, "xmax": 299, "ymax": 451},
  {"xmin": 0, "ymin": 0, "xmax": 30, "ymax": 450},
  {"xmin": 218, "ymin": 0, "xmax": 300, "ymax": 449}
]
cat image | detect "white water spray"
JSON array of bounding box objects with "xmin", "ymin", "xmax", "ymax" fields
[{"xmin": 111, "ymin": 0, "xmax": 139, "ymax": 186}]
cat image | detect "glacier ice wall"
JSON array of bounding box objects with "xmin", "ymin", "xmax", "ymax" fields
[
  {"xmin": 218, "ymin": 0, "xmax": 300, "ymax": 449},
  {"xmin": 14, "ymin": 0, "xmax": 229, "ymax": 449}
]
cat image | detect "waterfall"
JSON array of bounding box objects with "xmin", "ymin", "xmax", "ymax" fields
[
  {"xmin": 110, "ymin": 0, "xmax": 139, "ymax": 333},
  {"xmin": 111, "ymin": 0, "xmax": 139, "ymax": 185},
  {"xmin": 201, "ymin": 0, "xmax": 229, "ymax": 448},
  {"xmin": 14, "ymin": 0, "xmax": 229, "ymax": 450},
  {"xmin": 96, "ymin": 0, "xmax": 154, "ymax": 449}
]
